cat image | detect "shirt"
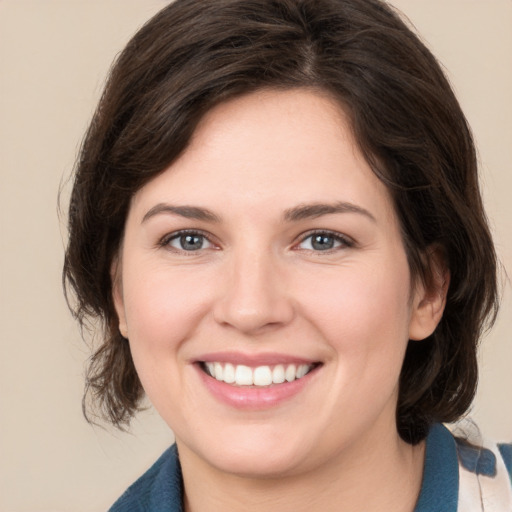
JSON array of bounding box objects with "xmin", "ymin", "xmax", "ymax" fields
[{"xmin": 109, "ymin": 423, "xmax": 512, "ymax": 511}]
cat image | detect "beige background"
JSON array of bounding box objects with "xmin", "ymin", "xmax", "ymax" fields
[{"xmin": 0, "ymin": 1, "xmax": 510, "ymax": 510}]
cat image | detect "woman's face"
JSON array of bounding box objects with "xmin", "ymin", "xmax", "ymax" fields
[{"xmin": 114, "ymin": 89, "xmax": 437, "ymax": 478}]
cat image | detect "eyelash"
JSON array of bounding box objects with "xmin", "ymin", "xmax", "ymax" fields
[
  {"xmin": 159, "ymin": 229, "xmax": 216, "ymax": 253},
  {"xmin": 295, "ymin": 230, "xmax": 355, "ymax": 252},
  {"xmin": 158, "ymin": 229, "xmax": 354, "ymax": 253}
]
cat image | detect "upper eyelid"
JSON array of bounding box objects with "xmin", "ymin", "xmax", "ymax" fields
[
  {"xmin": 295, "ymin": 229, "xmax": 354, "ymax": 246},
  {"xmin": 159, "ymin": 229, "xmax": 217, "ymax": 247}
]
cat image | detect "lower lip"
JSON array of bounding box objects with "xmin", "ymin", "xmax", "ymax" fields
[{"xmin": 196, "ymin": 365, "xmax": 319, "ymax": 410}]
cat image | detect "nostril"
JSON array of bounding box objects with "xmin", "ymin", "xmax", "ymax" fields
[{"xmin": 212, "ymin": 291, "xmax": 295, "ymax": 333}]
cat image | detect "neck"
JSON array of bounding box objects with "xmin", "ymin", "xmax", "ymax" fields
[{"xmin": 178, "ymin": 425, "xmax": 425, "ymax": 512}]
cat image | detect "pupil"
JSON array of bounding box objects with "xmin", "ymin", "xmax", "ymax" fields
[
  {"xmin": 181, "ymin": 234, "xmax": 203, "ymax": 250},
  {"xmin": 312, "ymin": 234, "xmax": 333, "ymax": 250}
]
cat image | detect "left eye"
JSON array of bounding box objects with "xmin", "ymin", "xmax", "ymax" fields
[
  {"xmin": 297, "ymin": 232, "xmax": 349, "ymax": 251},
  {"xmin": 166, "ymin": 232, "xmax": 213, "ymax": 251}
]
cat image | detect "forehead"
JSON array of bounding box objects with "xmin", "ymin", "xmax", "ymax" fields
[{"xmin": 130, "ymin": 88, "xmax": 396, "ymax": 224}]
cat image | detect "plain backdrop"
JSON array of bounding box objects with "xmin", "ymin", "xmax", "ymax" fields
[{"xmin": 0, "ymin": 1, "xmax": 510, "ymax": 510}]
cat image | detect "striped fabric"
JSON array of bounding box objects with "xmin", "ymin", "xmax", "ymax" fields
[{"xmin": 451, "ymin": 420, "xmax": 512, "ymax": 511}]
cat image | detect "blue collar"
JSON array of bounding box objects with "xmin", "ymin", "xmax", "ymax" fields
[
  {"xmin": 414, "ymin": 423, "xmax": 459, "ymax": 512},
  {"xmin": 109, "ymin": 444, "xmax": 183, "ymax": 511}
]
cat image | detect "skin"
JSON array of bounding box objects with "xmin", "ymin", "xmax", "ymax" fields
[{"xmin": 113, "ymin": 89, "xmax": 447, "ymax": 512}]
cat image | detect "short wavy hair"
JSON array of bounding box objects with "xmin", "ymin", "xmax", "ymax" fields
[{"xmin": 63, "ymin": 0, "xmax": 499, "ymax": 444}]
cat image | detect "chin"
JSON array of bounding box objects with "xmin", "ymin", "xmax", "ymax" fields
[
  {"xmin": 179, "ymin": 426, "xmax": 316, "ymax": 479},
  {"xmin": 210, "ymin": 450, "xmax": 308, "ymax": 479}
]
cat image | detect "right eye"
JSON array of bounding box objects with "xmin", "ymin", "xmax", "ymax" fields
[
  {"xmin": 162, "ymin": 231, "xmax": 214, "ymax": 252},
  {"xmin": 294, "ymin": 230, "xmax": 354, "ymax": 253}
]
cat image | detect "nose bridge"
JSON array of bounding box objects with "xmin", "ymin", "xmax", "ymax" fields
[{"xmin": 214, "ymin": 241, "xmax": 293, "ymax": 333}]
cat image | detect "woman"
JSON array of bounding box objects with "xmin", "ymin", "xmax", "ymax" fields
[{"xmin": 63, "ymin": 0, "xmax": 512, "ymax": 510}]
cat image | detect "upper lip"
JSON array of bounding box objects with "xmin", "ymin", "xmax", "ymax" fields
[{"xmin": 193, "ymin": 351, "xmax": 320, "ymax": 367}]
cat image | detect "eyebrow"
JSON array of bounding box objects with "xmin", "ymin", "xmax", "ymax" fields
[
  {"xmin": 141, "ymin": 201, "xmax": 376, "ymax": 224},
  {"xmin": 283, "ymin": 202, "xmax": 376, "ymax": 223},
  {"xmin": 142, "ymin": 204, "xmax": 221, "ymax": 223}
]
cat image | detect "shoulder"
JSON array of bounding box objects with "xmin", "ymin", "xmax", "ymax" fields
[
  {"xmin": 450, "ymin": 421, "xmax": 512, "ymax": 511},
  {"xmin": 108, "ymin": 445, "xmax": 183, "ymax": 512},
  {"xmin": 415, "ymin": 423, "xmax": 512, "ymax": 512}
]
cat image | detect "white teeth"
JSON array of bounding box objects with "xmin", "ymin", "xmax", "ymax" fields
[
  {"xmin": 205, "ymin": 362, "xmax": 215, "ymax": 377},
  {"xmin": 214, "ymin": 362, "xmax": 223, "ymax": 381},
  {"xmin": 223, "ymin": 363, "xmax": 235, "ymax": 384},
  {"xmin": 272, "ymin": 364, "xmax": 285, "ymax": 384},
  {"xmin": 296, "ymin": 364, "xmax": 309, "ymax": 379},
  {"xmin": 285, "ymin": 364, "xmax": 296, "ymax": 382},
  {"xmin": 235, "ymin": 365, "xmax": 253, "ymax": 385},
  {"xmin": 253, "ymin": 366, "xmax": 272, "ymax": 386},
  {"xmin": 204, "ymin": 362, "xmax": 314, "ymax": 386}
]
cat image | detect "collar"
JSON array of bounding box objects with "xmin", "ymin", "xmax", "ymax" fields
[
  {"xmin": 111, "ymin": 423, "xmax": 460, "ymax": 511},
  {"xmin": 414, "ymin": 423, "xmax": 459, "ymax": 512}
]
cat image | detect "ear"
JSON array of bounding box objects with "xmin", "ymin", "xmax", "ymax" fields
[
  {"xmin": 111, "ymin": 256, "xmax": 129, "ymax": 339},
  {"xmin": 408, "ymin": 247, "xmax": 450, "ymax": 341}
]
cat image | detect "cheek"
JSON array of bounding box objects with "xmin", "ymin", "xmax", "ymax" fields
[
  {"xmin": 121, "ymin": 265, "xmax": 215, "ymax": 415},
  {"xmin": 122, "ymin": 263, "xmax": 213, "ymax": 357},
  {"xmin": 296, "ymin": 260, "xmax": 412, "ymax": 360}
]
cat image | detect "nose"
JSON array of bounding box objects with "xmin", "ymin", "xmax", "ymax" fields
[{"xmin": 213, "ymin": 249, "xmax": 295, "ymax": 335}]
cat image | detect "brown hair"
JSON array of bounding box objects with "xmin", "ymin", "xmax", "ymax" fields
[{"xmin": 63, "ymin": 0, "xmax": 499, "ymax": 444}]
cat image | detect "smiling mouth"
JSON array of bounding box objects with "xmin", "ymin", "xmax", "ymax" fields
[{"xmin": 200, "ymin": 362, "xmax": 320, "ymax": 387}]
